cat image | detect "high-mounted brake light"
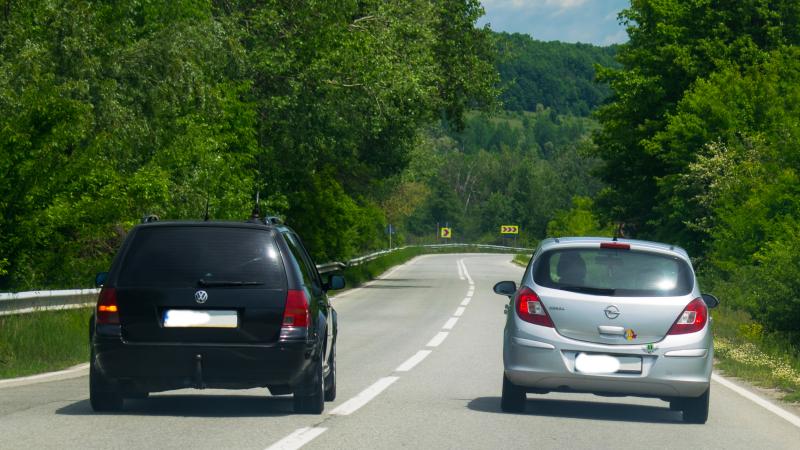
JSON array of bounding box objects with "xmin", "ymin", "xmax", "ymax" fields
[
  {"xmin": 667, "ymin": 298, "xmax": 708, "ymax": 335},
  {"xmin": 515, "ymin": 287, "xmax": 554, "ymax": 327},
  {"xmin": 280, "ymin": 290, "xmax": 310, "ymax": 339},
  {"xmin": 601, "ymin": 242, "xmax": 630, "ymax": 250},
  {"xmin": 96, "ymin": 288, "xmax": 120, "ymax": 325}
]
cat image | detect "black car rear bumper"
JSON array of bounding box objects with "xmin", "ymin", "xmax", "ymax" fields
[{"xmin": 92, "ymin": 337, "xmax": 314, "ymax": 392}]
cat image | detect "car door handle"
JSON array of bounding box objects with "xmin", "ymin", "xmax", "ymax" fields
[{"xmin": 598, "ymin": 326, "xmax": 625, "ymax": 335}]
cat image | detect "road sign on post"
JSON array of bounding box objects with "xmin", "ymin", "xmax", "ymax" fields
[
  {"xmin": 440, "ymin": 227, "xmax": 452, "ymax": 239},
  {"xmin": 500, "ymin": 225, "xmax": 520, "ymax": 234}
]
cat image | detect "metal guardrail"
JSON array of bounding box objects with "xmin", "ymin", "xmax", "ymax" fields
[{"xmin": 0, "ymin": 243, "xmax": 533, "ymax": 315}]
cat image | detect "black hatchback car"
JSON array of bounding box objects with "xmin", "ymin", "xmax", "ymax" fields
[{"xmin": 89, "ymin": 219, "xmax": 343, "ymax": 414}]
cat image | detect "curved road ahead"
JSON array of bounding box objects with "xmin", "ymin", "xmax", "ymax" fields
[{"xmin": 1, "ymin": 254, "xmax": 799, "ymax": 449}]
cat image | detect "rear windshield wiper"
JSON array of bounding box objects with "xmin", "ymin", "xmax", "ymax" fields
[
  {"xmin": 557, "ymin": 285, "xmax": 616, "ymax": 296},
  {"xmin": 198, "ymin": 279, "xmax": 264, "ymax": 287}
]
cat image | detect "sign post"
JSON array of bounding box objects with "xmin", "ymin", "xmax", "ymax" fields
[{"xmin": 500, "ymin": 225, "xmax": 520, "ymax": 247}]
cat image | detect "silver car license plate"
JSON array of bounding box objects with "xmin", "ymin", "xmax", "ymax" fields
[
  {"xmin": 163, "ymin": 309, "xmax": 238, "ymax": 328},
  {"xmin": 575, "ymin": 353, "xmax": 642, "ymax": 374}
]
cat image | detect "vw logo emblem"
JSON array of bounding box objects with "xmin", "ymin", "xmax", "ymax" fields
[
  {"xmin": 194, "ymin": 290, "xmax": 209, "ymax": 304},
  {"xmin": 604, "ymin": 305, "xmax": 620, "ymax": 319}
]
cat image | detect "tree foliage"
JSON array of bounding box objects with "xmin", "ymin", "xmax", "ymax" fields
[
  {"xmin": 593, "ymin": 0, "xmax": 800, "ymax": 336},
  {"xmin": 0, "ymin": 0, "xmax": 497, "ymax": 290}
]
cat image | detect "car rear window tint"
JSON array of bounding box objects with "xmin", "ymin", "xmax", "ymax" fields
[
  {"xmin": 533, "ymin": 248, "xmax": 693, "ymax": 297},
  {"xmin": 117, "ymin": 227, "xmax": 286, "ymax": 288}
]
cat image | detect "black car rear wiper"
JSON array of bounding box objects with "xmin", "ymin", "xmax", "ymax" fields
[
  {"xmin": 557, "ymin": 285, "xmax": 616, "ymax": 296},
  {"xmin": 198, "ymin": 279, "xmax": 264, "ymax": 287}
]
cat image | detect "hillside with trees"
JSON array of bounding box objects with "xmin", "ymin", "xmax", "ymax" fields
[{"xmin": 494, "ymin": 32, "xmax": 618, "ymax": 115}]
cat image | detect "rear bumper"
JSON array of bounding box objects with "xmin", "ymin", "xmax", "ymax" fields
[
  {"xmin": 92, "ymin": 337, "xmax": 314, "ymax": 392},
  {"xmin": 504, "ymin": 326, "xmax": 713, "ymax": 399}
]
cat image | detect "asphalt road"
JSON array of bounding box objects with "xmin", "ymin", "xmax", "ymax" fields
[{"xmin": 1, "ymin": 254, "xmax": 799, "ymax": 450}]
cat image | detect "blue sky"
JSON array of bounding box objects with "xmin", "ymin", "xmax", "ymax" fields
[{"xmin": 478, "ymin": 0, "xmax": 630, "ymax": 46}]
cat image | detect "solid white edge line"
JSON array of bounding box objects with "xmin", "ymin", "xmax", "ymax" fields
[
  {"xmin": 330, "ymin": 376, "xmax": 399, "ymax": 416},
  {"xmin": 396, "ymin": 350, "xmax": 433, "ymax": 372},
  {"xmin": 0, "ymin": 363, "xmax": 89, "ymax": 389},
  {"xmin": 442, "ymin": 317, "xmax": 458, "ymax": 330},
  {"xmin": 453, "ymin": 306, "xmax": 465, "ymax": 317},
  {"xmin": 460, "ymin": 297, "xmax": 471, "ymax": 306},
  {"xmin": 332, "ymin": 255, "xmax": 426, "ymax": 299},
  {"xmin": 426, "ymin": 331, "xmax": 449, "ymax": 348},
  {"xmin": 457, "ymin": 258, "xmax": 465, "ymax": 280},
  {"xmin": 265, "ymin": 427, "xmax": 328, "ymax": 450},
  {"xmin": 712, "ymin": 373, "xmax": 800, "ymax": 429}
]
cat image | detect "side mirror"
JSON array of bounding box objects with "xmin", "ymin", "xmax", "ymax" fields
[
  {"xmin": 701, "ymin": 293, "xmax": 719, "ymax": 309},
  {"xmin": 493, "ymin": 281, "xmax": 517, "ymax": 297},
  {"xmin": 95, "ymin": 272, "xmax": 109, "ymax": 288},
  {"xmin": 324, "ymin": 275, "xmax": 346, "ymax": 292}
]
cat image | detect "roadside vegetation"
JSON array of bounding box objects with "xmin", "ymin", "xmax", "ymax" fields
[{"xmin": 0, "ymin": 308, "xmax": 92, "ymax": 379}]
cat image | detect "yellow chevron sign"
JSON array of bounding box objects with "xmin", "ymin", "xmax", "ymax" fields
[
  {"xmin": 500, "ymin": 225, "xmax": 519, "ymax": 234},
  {"xmin": 440, "ymin": 227, "xmax": 452, "ymax": 239}
]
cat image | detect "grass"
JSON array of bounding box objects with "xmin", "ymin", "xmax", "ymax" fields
[
  {"xmin": 0, "ymin": 307, "xmax": 93, "ymax": 379},
  {"xmin": 512, "ymin": 253, "xmax": 532, "ymax": 267},
  {"xmin": 711, "ymin": 306, "xmax": 800, "ymax": 402}
]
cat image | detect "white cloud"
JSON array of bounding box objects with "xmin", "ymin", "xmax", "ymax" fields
[
  {"xmin": 602, "ymin": 28, "xmax": 628, "ymax": 45},
  {"xmin": 482, "ymin": 0, "xmax": 588, "ymax": 11}
]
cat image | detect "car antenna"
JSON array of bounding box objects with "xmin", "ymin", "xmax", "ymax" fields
[
  {"xmin": 251, "ymin": 191, "xmax": 261, "ymax": 220},
  {"xmin": 203, "ymin": 195, "xmax": 210, "ymax": 222}
]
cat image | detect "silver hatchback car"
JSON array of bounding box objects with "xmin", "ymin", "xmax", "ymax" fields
[{"xmin": 494, "ymin": 237, "xmax": 719, "ymax": 423}]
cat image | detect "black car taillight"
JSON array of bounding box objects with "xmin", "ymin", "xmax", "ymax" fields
[
  {"xmin": 280, "ymin": 289, "xmax": 310, "ymax": 340},
  {"xmin": 96, "ymin": 287, "xmax": 120, "ymax": 325}
]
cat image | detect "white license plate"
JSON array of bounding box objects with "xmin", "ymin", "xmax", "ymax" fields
[
  {"xmin": 575, "ymin": 353, "xmax": 642, "ymax": 374},
  {"xmin": 162, "ymin": 309, "xmax": 238, "ymax": 328}
]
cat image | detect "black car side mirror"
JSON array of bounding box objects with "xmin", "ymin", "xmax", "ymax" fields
[
  {"xmin": 95, "ymin": 272, "xmax": 108, "ymax": 288},
  {"xmin": 493, "ymin": 281, "xmax": 517, "ymax": 297},
  {"xmin": 324, "ymin": 274, "xmax": 346, "ymax": 292},
  {"xmin": 701, "ymin": 293, "xmax": 720, "ymax": 309}
]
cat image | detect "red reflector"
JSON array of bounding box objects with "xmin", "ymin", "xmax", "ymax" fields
[
  {"xmin": 96, "ymin": 288, "xmax": 120, "ymax": 325},
  {"xmin": 515, "ymin": 287, "xmax": 554, "ymax": 328},
  {"xmin": 282, "ymin": 290, "xmax": 310, "ymax": 328},
  {"xmin": 600, "ymin": 242, "xmax": 630, "ymax": 250},
  {"xmin": 667, "ymin": 298, "xmax": 708, "ymax": 335}
]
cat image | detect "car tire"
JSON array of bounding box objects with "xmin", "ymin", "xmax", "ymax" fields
[
  {"xmin": 681, "ymin": 388, "xmax": 710, "ymax": 424},
  {"xmin": 293, "ymin": 348, "xmax": 324, "ymax": 414},
  {"xmin": 124, "ymin": 392, "xmax": 149, "ymax": 399},
  {"xmin": 324, "ymin": 344, "xmax": 336, "ymax": 402},
  {"xmin": 89, "ymin": 351, "xmax": 123, "ymax": 412},
  {"xmin": 501, "ymin": 374, "xmax": 526, "ymax": 413}
]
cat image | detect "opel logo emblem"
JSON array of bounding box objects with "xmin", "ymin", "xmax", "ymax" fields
[
  {"xmin": 194, "ymin": 290, "xmax": 209, "ymax": 304},
  {"xmin": 604, "ymin": 305, "xmax": 620, "ymax": 319}
]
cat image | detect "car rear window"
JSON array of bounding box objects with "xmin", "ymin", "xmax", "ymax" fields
[
  {"xmin": 117, "ymin": 226, "xmax": 286, "ymax": 288},
  {"xmin": 532, "ymin": 248, "xmax": 694, "ymax": 297}
]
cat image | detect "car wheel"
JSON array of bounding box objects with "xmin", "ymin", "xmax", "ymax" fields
[
  {"xmin": 501, "ymin": 374, "xmax": 526, "ymax": 413},
  {"xmin": 324, "ymin": 344, "xmax": 336, "ymax": 402},
  {"xmin": 293, "ymin": 348, "xmax": 324, "ymax": 414},
  {"xmin": 124, "ymin": 392, "xmax": 149, "ymax": 400},
  {"xmin": 89, "ymin": 351, "xmax": 123, "ymax": 412},
  {"xmin": 681, "ymin": 388, "xmax": 710, "ymax": 424}
]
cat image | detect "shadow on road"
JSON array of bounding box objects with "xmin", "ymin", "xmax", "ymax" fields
[
  {"xmin": 467, "ymin": 396, "xmax": 684, "ymax": 424},
  {"xmin": 56, "ymin": 394, "xmax": 295, "ymax": 417}
]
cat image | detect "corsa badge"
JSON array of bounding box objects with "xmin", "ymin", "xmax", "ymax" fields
[{"xmin": 625, "ymin": 329, "xmax": 637, "ymax": 341}]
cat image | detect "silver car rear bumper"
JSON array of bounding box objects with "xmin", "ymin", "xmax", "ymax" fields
[{"xmin": 504, "ymin": 324, "xmax": 713, "ymax": 399}]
